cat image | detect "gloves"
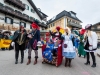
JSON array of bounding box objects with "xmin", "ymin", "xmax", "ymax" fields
[
  {"xmin": 11, "ymin": 42, "xmax": 15, "ymax": 47},
  {"xmin": 37, "ymin": 41, "xmax": 42, "ymax": 46}
]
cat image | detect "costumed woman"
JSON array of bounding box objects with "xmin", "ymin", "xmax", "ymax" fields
[
  {"xmin": 62, "ymin": 28, "xmax": 76, "ymax": 67},
  {"xmin": 74, "ymin": 29, "xmax": 86, "ymax": 58},
  {"xmin": 84, "ymin": 24, "xmax": 98, "ymax": 67},
  {"xmin": 27, "ymin": 22, "xmax": 41, "ymax": 65},
  {"xmin": 12, "ymin": 25, "xmax": 27, "ymax": 64}
]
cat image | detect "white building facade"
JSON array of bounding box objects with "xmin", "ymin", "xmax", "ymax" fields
[{"xmin": 0, "ymin": 0, "xmax": 47, "ymax": 33}]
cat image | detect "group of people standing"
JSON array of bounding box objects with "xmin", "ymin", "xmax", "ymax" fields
[
  {"xmin": 12, "ymin": 22, "xmax": 98, "ymax": 68},
  {"xmin": 12, "ymin": 22, "xmax": 41, "ymax": 65}
]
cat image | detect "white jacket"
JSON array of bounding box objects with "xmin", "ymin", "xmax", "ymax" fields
[{"xmin": 85, "ymin": 31, "xmax": 98, "ymax": 51}]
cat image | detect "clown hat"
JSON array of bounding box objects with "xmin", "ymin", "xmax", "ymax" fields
[
  {"xmin": 31, "ymin": 22, "xmax": 39, "ymax": 30},
  {"xmin": 80, "ymin": 29, "xmax": 86, "ymax": 35}
]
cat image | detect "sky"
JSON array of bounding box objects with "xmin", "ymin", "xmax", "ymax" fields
[{"xmin": 32, "ymin": 0, "xmax": 100, "ymax": 27}]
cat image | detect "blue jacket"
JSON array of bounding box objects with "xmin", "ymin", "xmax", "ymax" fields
[
  {"xmin": 29, "ymin": 29, "xmax": 40, "ymax": 50},
  {"xmin": 74, "ymin": 38, "xmax": 79, "ymax": 48}
]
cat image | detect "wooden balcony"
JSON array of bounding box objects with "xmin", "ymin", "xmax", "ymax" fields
[
  {"xmin": 4, "ymin": 0, "xmax": 25, "ymax": 11},
  {"xmin": 68, "ymin": 22, "xmax": 82, "ymax": 28}
]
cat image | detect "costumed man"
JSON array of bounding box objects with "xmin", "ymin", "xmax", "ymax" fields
[
  {"xmin": 12, "ymin": 25, "xmax": 27, "ymax": 64},
  {"xmin": 27, "ymin": 22, "xmax": 41, "ymax": 65},
  {"xmin": 74, "ymin": 29, "xmax": 86, "ymax": 58}
]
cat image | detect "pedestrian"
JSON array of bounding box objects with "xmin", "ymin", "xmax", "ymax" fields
[
  {"xmin": 74, "ymin": 29, "xmax": 86, "ymax": 58},
  {"xmin": 62, "ymin": 28, "xmax": 76, "ymax": 67},
  {"xmin": 84, "ymin": 24, "xmax": 98, "ymax": 67},
  {"xmin": 74, "ymin": 35, "xmax": 79, "ymax": 54},
  {"xmin": 26, "ymin": 22, "xmax": 41, "ymax": 65},
  {"xmin": 12, "ymin": 25, "xmax": 27, "ymax": 64}
]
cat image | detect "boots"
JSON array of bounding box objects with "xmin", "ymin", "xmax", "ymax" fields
[
  {"xmin": 68, "ymin": 59, "xmax": 72, "ymax": 67},
  {"xmin": 91, "ymin": 63, "xmax": 96, "ymax": 67},
  {"xmin": 84, "ymin": 61, "xmax": 90, "ymax": 65},
  {"xmin": 34, "ymin": 56, "xmax": 38, "ymax": 65},
  {"xmin": 27, "ymin": 59, "xmax": 31, "ymax": 65},
  {"xmin": 84, "ymin": 55, "xmax": 86, "ymax": 58},
  {"xmin": 15, "ymin": 59, "xmax": 18, "ymax": 64},
  {"xmin": 97, "ymin": 53, "xmax": 100, "ymax": 57},
  {"xmin": 34, "ymin": 58, "xmax": 37, "ymax": 65},
  {"xmin": 20, "ymin": 59, "xmax": 23, "ymax": 64},
  {"xmin": 65, "ymin": 58, "xmax": 68, "ymax": 67},
  {"xmin": 79, "ymin": 54, "xmax": 81, "ymax": 57}
]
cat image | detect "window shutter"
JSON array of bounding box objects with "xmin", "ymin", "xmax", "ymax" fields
[
  {"xmin": 24, "ymin": 23, "xmax": 26, "ymax": 27},
  {"xmin": 11, "ymin": 19, "xmax": 13, "ymax": 24},
  {"xmin": 30, "ymin": 25, "xmax": 32, "ymax": 29},
  {"xmin": 5, "ymin": 17, "xmax": 7, "ymax": 23}
]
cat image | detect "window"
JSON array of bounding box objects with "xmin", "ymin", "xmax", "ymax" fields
[
  {"xmin": 51, "ymin": 24, "xmax": 52, "ymax": 27},
  {"xmin": 20, "ymin": 22, "xmax": 26, "ymax": 27},
  {"xmin": 31, "ymin": 9, "xmax": 35, "ymax": 13},
  {"xmin": 68, "ymin": 19, "xmax": 71, "ymax": 22},
  {"xmin": 53, "ymin": 23, "xmax": 55, "ymax": 26},
  {"xmin": 5, "ymin": 17, "xmax": 13, "ymax": 24},
  {"xmin": 49, "ymin": 25, "xmax": 50, "ymax": 28},
  {"xmin": 25, "ymin": 4, "xmax": 29, "ymax": 10},
  {"xmin": 30, "ymin": 25, "xmax": 32, "ymax": 29}
]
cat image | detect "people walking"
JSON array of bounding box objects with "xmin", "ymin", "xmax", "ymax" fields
[
  {"xmin": 27, "ymin": 22, "xmax": 41, "ymax": 65},
  {"xmin": 12, "ymin": 25, "xmax": 27, "ymax": 64},
  {"xmin": 84, "ymin": 24, "xmax": 98, "ymax": 67}
]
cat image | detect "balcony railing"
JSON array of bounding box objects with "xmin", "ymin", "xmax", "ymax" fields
[
  {"xmin": 40, "ymin": 30, "xmax": 49, "ymax": 32},
  {"xmin": 0, "ymin": 5, "xmax": 47, "ymax": 27},
  {"xmin": 92, "ymin": 29, "xmax": 100, "ymax": 32},
  {"xmin": 68, "ymin": 22, "xmax": 82, "ymax": 28},
  {"xmin": 4, "ymin": 0, "xmax": 25, "ymax": 11}
]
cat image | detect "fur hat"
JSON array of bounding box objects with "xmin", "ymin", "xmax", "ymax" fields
[
  {"xmin": 85, "ymin": 24, "xmax": 92, "ymax": 30},
  {"xmin": 20, "ymin": 25, "xmax": 24, "ymax": 28}
]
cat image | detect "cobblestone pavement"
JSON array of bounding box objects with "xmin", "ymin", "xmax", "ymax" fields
[{"xmin": 0, "ymin": 49, "xmax": 100, "ymax": 75}]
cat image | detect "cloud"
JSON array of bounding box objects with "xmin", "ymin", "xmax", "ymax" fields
[{"xmin": 32, "ymin": 0, "xmax": 100, "ymax": 27}]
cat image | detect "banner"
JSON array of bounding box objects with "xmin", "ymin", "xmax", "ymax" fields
[{"xmin": 0, "ymin": 39, "xmax": 12, "ymax": 48}]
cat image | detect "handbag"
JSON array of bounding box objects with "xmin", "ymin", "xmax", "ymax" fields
[
  {"xmin": 33, "ymin": 39, "xmax": 37, "ymax": 50},
  {"xmin": 31, "ymin": 30, "xmax": 38, "ymax": 49}
]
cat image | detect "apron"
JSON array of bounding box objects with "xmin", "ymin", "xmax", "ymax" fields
[{"xmin": 62, "ymin": 35, "xmax": 76, "ymax": 58}]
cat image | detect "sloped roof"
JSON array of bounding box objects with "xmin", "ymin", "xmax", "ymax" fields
[
  {"xmin": 93, "ymin": 22, "xmax": 100, "ymax": 26},
  {"xmin": 27, "ymin": 0, "xmax": 48, "ymax": 20},
  {"xmin": 47, "ymin": 10, "xmax": 82, "ymax": 24}
]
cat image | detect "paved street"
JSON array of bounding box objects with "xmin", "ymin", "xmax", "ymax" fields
[{"xmin": 0, "ymin": 49, "xmax": 100, "ymax": 75}]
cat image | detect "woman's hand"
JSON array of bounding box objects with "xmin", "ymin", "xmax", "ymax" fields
[{"xmin": 27, "ymin": 34, "xmax": 32, "ymax": 38}]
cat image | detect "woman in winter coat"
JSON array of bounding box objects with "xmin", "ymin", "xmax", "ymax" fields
[{"xmin": 84, "ymin": 24, "xmax": 98, "ymax": 67}]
